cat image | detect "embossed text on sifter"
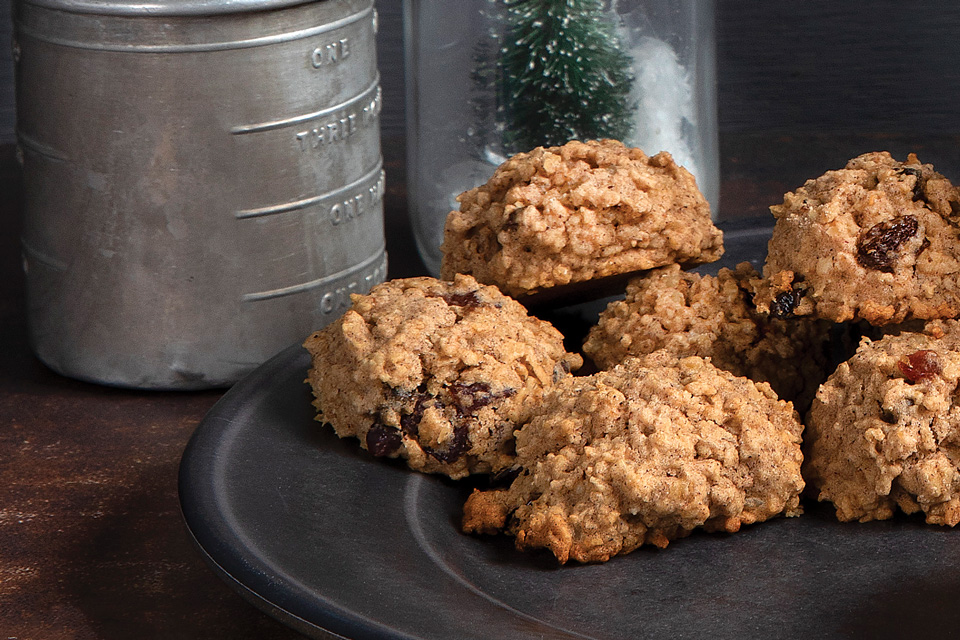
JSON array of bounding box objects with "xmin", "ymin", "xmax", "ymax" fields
[{"xmin": 14, "ymin": 0, "xmax": 387, "ymax": 388}]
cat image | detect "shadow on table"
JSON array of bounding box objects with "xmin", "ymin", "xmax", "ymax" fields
[{"xmin": 838, "ymin": 571, "xmax": 960, "ymax": 639}]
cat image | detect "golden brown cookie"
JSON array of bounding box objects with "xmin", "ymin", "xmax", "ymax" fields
[
  {"xmin": 303, "ymin": 274, "xmax": 582, "ymax": 479},
  {"xmin": 752, "ymin": 152, "xmax": 960, "ymax": 325},
  {"xmin": 582, "ymin": 262, "xmax": 833, "ymax": 410},
  {"xmin": 806, "ymin": 325, "xmax": 960, "ymax": 525},
  {"xmin": 462, "ymin": 355, "xmax": 805, "ymax": 564},
  {"xmin": 440, "ymin": 139, "xmax": 723, "ymax": 298}
]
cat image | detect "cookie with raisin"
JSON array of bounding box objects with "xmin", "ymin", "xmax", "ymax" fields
[
  {"xmin": 462, "ymin": 355, "xmax": 805, "ymax": 564},
  {"xmin": 582, "ymin": 262, "xmax": 833, "ymax": 410},
  {"xmin": 806, "ymin": 324, "xmax": 960, "ymax": 525},
  {"xmin": 751, "ymin": 152, "xmax": 960, "ymax": 325},
  {"xmin": 440, "ymin": 139, "xmax": 723, "ymax": 301},
  {"xmin": 303, "ymin": 274, "xmax": 582, "ymax": 479}
]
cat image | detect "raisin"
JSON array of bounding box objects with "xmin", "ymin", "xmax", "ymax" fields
[
  {"xmin": 770, "ymin": 288, "xmax": 803, "ymax": 319},
  {"xmin": 913, "ymin": 185, "xmax": 925, "ymax": 203},
  {"xmin": 856, "ymin": 215, "xmax": 920, "ymax": 273},
  {"xmin": 501, "ymin": 210, "xmax": 522, "ymax": 232},
  {"xmin": 431, "ymin": 289, "xmax": 503, "ymax": 311},
  {"xmin": 424, "ymin": 424, "xmax": 470, "ymax": 463},
  {"xmin": 897, "ymin": 166, "xmax": 924, "ymax": 201},
  {"xmin": 395, "ymin": 389, "xmax": 473, "ymax": 463},
  {"xmin": 441, "ymin": 291, "xmax": 485, "ymax": 308},
  {"xmin": 397, "ymin": 395, "xmax": 467, "ymax": 462},
  {"xmin": 399, "ymin": 393, "xmax": 428, "ymax": 437},
  {"xmin": 366, "ymin": 425, "xmax": 402, "ymax": 457},
  {"xmin": 394, "ymin": 382, "xmax": 517, "ymax": 464},
  {"xmin": 450, "ymin": 381, "xmax": 516, "ymax": 414},
  {"xmin": 897, "ymin": 167, "xmax": 921, "ymax": 178},
  {"xmin": 897, "ymin": 349, "xmax": 942, "ymax": 383}
]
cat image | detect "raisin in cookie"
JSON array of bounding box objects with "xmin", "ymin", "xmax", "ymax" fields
[
  {"xmin": 751, "ymin": 152, "xmax": 960, "ymax": 325},
  {"xmin": 303, "ymin": 274, "xmax": 583, "ymax": 479},
  {"xmin": 582, "ymin": 262, "xmax": 832, "ymax": 410},
  {"xmin": 462, "ymin": 355, "xmax": 804, "ymax": 564},
  {"xmin": 440, "ymin": 139, "xmax": 723, "ymax": 299},
  {"xmin": 806, "ymin": 326, "xmax": 960, "ymax": 525}
]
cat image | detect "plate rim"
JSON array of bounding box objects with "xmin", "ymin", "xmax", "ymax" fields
[{"xmin": 179, "ymin": 343, "xmax": 423, "ymax": 640}]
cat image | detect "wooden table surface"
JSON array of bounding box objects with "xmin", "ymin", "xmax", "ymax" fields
[{"xmin": 3, "ymin": 133, "xmax": 960, "ymax": 638}]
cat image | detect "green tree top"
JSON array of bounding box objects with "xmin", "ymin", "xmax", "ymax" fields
[{"xmin": 496, "ymin": 0, "xmax": 635, "ymax": 153}]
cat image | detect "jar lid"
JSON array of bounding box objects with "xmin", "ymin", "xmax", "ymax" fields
[{"xmin": 19, "ymin": 0, "xmax": 319, "ymax": 16}]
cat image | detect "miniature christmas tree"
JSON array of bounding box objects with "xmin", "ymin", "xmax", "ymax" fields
[{"xmin": 493, "ymin": 0, "xmax": 635, "ymax": 153}]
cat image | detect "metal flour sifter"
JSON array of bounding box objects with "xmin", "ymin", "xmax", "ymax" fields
[{"xmin": 14, "ymin": 0, "xmax": 386, "ymax": 388}]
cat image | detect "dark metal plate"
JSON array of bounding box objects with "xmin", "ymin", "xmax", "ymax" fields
[{"xmin": 179, "ymin": 222, "xmax": 960, "ymax": 639}]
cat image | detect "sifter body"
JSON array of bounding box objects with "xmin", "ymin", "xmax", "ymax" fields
[{"xmin": 14, "ymin": 0, "xmax": 386, "ymax": 388}]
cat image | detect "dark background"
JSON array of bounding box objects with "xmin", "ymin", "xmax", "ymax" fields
[
  {"xmin": 3, "ymin": 2, "xmax": 960, "ymax": 148},
  {"xmin": 5, "ymin": 1, "xmax": 960, "ymax": 222}
]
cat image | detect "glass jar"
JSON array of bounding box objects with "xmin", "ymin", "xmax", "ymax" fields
[{"xmin": 404, "ymin": 0, "xmax": 719, "ymax": 276}]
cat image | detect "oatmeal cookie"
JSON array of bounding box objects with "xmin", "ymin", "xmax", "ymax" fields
[
  {"xmin": 752, "ymin": 152, "xmax": 960, "ymax": 325},
  {"xmin": 440, "ymin": 139, "xmax": 723, "ymax": 298},
  {"xmin": 582, "ymin": 262, "xmax": 833, "ymax": 409},
  {"xmin": 806, "ymin": 325, "xmax": 960, "ymax": 525},
  {"xmin": 303, "ymin": 274, "xmax": 583, "ymax": 479},
  {"xmin": 462, "ymin": 355, "xmax": 805, "ymax": 564}
]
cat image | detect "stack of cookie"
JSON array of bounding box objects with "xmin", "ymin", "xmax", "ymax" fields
[
  {"xmin": 303, "ymin": 141, "xmax": 960, "ymax": 565},
  {"xmin": 440, "ymin": 139, "xmax": 724, "ymax": 300},
  {"xmin": 749, "ymin": 152, "xmax": 960, "ymax": 528},
  {"xmin": 572, "ymin": 149, "xmax": 960, "ymax": 532}
]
